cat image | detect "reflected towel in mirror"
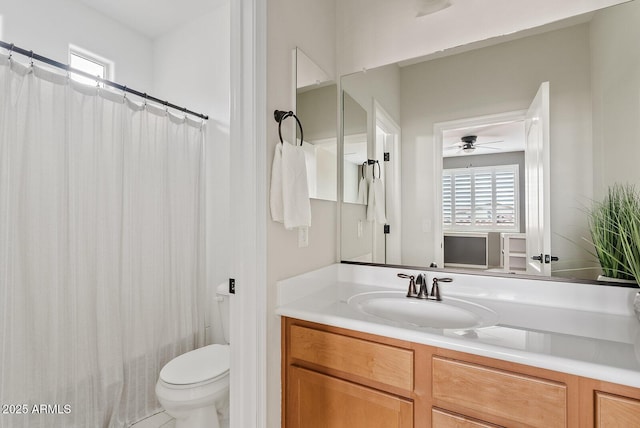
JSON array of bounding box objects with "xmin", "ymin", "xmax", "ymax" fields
[
  {"xmin": 367, "ymin": 177, "xmax": 387, "ymax": 224},
  {"xmin": 357, "ymin": 176, "xmax": 368, "ymax": 204}
]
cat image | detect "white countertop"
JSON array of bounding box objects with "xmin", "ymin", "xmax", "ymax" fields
[{"xmin": 276, "ymin": 264, "xmax": 640, "ymax": 388}]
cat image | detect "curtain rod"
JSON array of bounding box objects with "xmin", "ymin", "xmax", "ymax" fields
[{"xmin": 0, "ymin": 40, "xmax": 209, "ymax": 121}]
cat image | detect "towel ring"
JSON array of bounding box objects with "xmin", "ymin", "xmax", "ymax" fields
[
  {"xmin": 367, "ymin": 159, "xmax": 381, "ymax": 179},
  {"xmin": 274, "ymin": 110, "xmax": 304, "ymax": 146}
]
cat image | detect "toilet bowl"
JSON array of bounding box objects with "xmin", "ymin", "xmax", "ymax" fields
[
  {"xmin": 155, "ymin": 344, "xmax": 230, "ymax": 428},
  {"xmin": 156, "ymin": 283, "xmax": 231, "ymax": 428}
]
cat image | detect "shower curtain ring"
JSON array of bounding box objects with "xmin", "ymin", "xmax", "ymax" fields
[
  {"xmin": 29, "ymin": 50, "xmax": 34, "ymax": 66},
  {"xmin": 8, "ymin": 43, "xmax": 14, "ymax": 60}
]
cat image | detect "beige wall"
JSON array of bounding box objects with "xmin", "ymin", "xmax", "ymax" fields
[
  {"xmin": 591, "ymin": 0, "xmax": 640, "ymax": 197},
  {"xmin": 297, "ymin": 84, "xmax": 338, "ymax": 141},
  {"xmin": 266, "ymin": 0, "xmax": 337, "ymax": 426}
]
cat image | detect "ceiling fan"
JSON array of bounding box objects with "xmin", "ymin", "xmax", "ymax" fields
[{"xmin": 446, "ymin": 135, "xmax": 503, "ymax": 155}]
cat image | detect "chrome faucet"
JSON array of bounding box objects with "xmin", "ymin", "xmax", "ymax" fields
[
  {"xmin": 397, "ymin": 273, "xmax": 453, "ymax": 301},
  {"xmin": 416, "ymin": 274, "xmax": 430, "ymax": 299}
]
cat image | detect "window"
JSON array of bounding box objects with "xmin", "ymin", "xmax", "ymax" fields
[
  {"xmin": 69, "ymin": 46, "xmax": 112, "ymax": 87},
  {"xmin": 443, "ymin": 164, "xmax": 519, "ymax": 232}
]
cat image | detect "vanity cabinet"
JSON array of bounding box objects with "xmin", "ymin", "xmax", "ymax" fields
[{"xmin": 282, "ymin": 317, "xmax": 640, "ymax": 428}]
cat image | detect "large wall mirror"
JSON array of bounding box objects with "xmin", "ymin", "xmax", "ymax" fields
[
  {"xmin": 340, "ymin": 0, "xmax": 640, "ymax": 284},
  {"xmin": 295, "ymin": 47, "xmax": 337, "ymax": 201}
]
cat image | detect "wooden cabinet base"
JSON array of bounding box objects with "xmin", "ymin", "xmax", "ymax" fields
[{"xmin": 282, "ymin": 317, "xmax": 640, "ymax": 428}]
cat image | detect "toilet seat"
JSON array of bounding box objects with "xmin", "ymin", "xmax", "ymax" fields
[{"xmin": 160, "ymin": 344, "xmax": 230, "ymax": 386}]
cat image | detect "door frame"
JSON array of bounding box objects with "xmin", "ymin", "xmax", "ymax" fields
[
  {"xmin": 230, "ymin": 0, "xmax": 267, "ymax": 427},
  {"xmin": 373, "ymin": 99, "xmax": 402, "ymax": 264},
  {"xmin": 433, "ymin": 110, "xmax": 527, "ymax": 268}
]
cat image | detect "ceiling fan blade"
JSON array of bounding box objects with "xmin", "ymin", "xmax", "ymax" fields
[{"xmin": 474, "ymin": 140, "xmax": 504, "ymax": 146}]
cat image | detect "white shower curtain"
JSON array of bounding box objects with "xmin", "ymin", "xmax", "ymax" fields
[{"xmin": 0, "ymin": 55, "xmax": 206, "ymax": 428}]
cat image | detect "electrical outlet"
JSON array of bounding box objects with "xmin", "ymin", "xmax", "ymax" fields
[{"xmin": 298, "ymin": 227, "xmax": 309, "ymax": 248}]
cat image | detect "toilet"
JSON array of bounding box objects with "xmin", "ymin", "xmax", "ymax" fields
[{"xmin": 155, "ymin": 283, "xmax": 230, "ymax": 428}]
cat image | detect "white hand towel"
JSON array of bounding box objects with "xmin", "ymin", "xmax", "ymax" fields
[
  {"xmin": 281, "ymin": 141, "xmax": 311, "ymax": 229},
  {"xmin": 366, "ymin": 177, "xmax": 387, "ymax": 224},
  {"xmin": 270, "ymin": 142, "xmax": 284, "ymax": 223},
  {"xmin": 357, "ymin": 176, "xmax": 368, "ymax": 204}
]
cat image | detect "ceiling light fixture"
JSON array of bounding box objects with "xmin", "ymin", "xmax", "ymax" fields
[{"xmin": 415, "ymin": 0, "xmax": 452, "ymax": 17}]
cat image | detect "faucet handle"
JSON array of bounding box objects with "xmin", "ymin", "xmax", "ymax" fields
[
  {"xmin": 397, "ymin": 273, "xmax": 417, "ymax": 297},
  {"xmin": 431, "ymin": 277, "xmax": 452, "ymax": 301}
]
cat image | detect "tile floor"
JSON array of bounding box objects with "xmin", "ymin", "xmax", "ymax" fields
[
  {"xmin": 129, "ymin": 410, "xmax": 229, "ymax": 428},
  {"xmin": 129, "ymin": 411, "xmax": 175, "ymax": 428}
]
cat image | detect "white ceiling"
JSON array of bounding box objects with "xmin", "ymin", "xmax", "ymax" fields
[
  {"xmin": 78, "ymin": 0, "xmax": 224, "ymax": 39},
  {"xmin": 443, "ymin": 120, "xmax": 525, "ymax": 158}
]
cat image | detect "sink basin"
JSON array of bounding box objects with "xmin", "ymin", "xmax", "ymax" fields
[{"xmin": 347, "ymin": 291, "xmax": 498, "ymax": 329}]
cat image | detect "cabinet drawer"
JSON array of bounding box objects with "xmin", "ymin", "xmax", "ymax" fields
[
  {"xmin": 289, "ymin": 325, "xmax": 414, "ymax": 391},
  {"xmin": 288, "ymin": 366, "xmax": 413, "ymax": 428},
  {"xmin": 432, "ymin": 408, "xmax": 501, "ymax": 427},
  {"xmin": 596, "ymin": 392, "xmax": 640, "ymax": 427},
  {"xmin": 432, "ymin": 357, "xmax": 566, "ymax": 428}
]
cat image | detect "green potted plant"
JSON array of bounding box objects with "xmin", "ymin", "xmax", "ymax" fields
[{"xmin": 589, "ymin": 184, "xmax": 640, "ymax": 283}]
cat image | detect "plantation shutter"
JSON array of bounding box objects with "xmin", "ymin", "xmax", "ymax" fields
[
  {"xmin": 442, "ymin": 173, "xmax": 452, "ymax": 227},
  {"xmin": 443, "ymin": 165, "xmax": 519, "ymax": 231}
]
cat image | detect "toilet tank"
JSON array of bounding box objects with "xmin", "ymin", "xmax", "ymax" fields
[{"xmin": 215, "ymin": 282, "xmax": 230, "ymax": 344}]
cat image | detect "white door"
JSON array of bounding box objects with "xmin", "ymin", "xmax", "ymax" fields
[{"xmin": 525, "ymin": 82, "xmax": 551, "ymax": 276}]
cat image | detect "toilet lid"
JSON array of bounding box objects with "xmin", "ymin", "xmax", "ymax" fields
[{"xmin": 160, "ymin": 344, "xmax": 230, "ymax": 385}]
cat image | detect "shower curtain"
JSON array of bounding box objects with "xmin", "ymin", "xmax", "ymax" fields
[{"xmin": 0, "ymin": 55, "xmax": 206, "ymax": 428}]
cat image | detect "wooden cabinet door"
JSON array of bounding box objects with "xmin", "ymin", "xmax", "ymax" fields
[
  {"xmin": 596, "ymin": 392, "xmax": 640, "ymax": 427},
  {"xmin": 287, "ymin": 366, "xmax": 413, "ymax": 428}
]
